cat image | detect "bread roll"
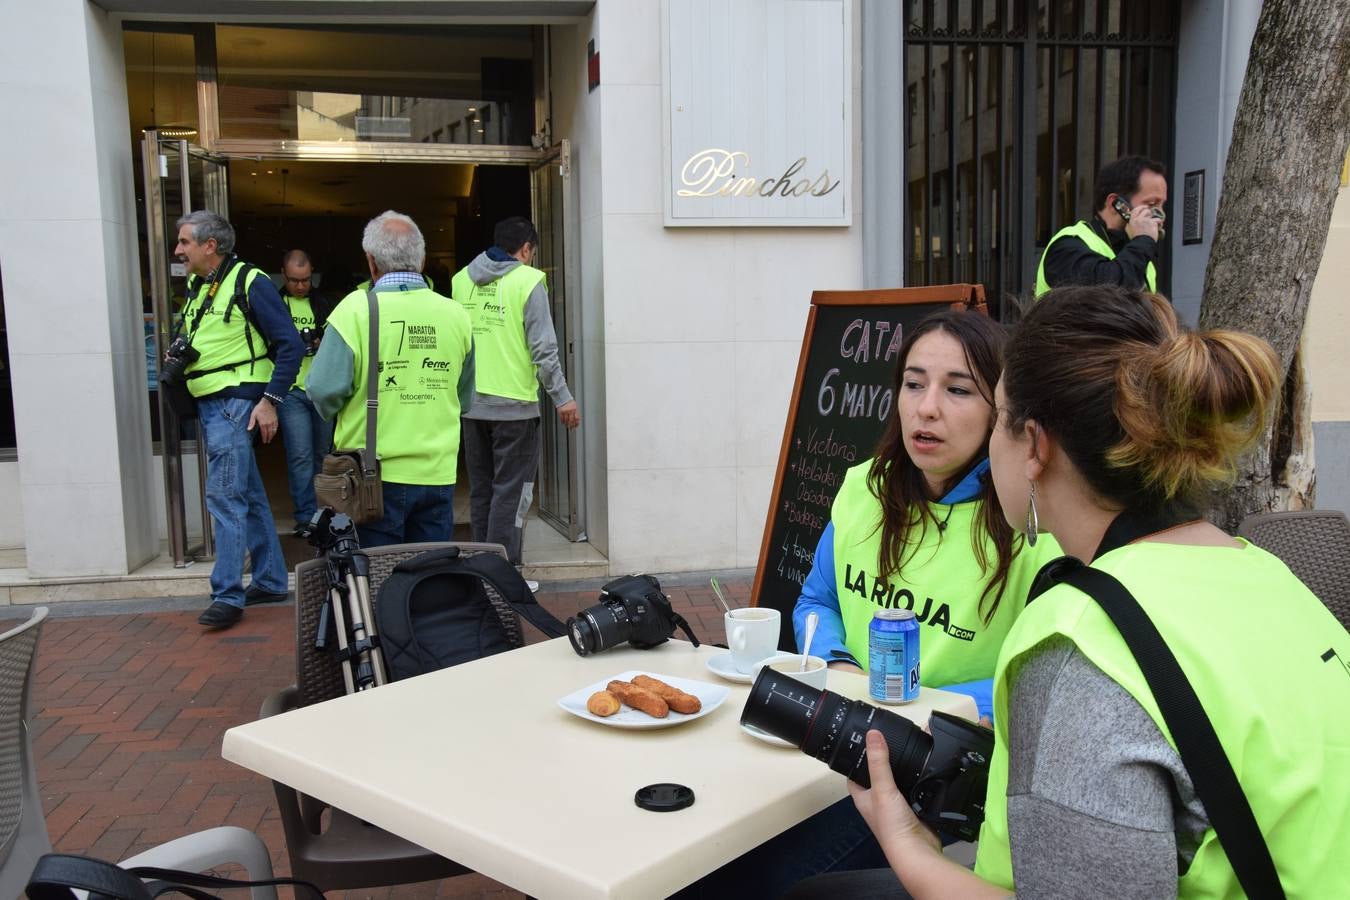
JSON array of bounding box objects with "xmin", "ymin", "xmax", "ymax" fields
[
  {"xmin": 586, "ymin": 690, "xmax": 622, "ymax": 717},
  {"xmin": 631, "ymin": 674, "xmax": 702, "ymax": 714},
  {"xmin": 606, "ymin": 680, "xmax": 669, "ymax": 718}
]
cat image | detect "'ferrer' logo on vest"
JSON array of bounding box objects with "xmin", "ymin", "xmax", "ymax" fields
[{"xmin": 678, "ymin": 149, "xmax": 841, "ymax": 199}]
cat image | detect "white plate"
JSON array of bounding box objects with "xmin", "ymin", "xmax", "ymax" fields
[
  {"xmin": 742, "ymin": 722, "xmax": 795, "ymax": 749},
  {"xmin": 705, "ymin": 651, "xmax": 754, "ymax": 684},
  {"xmin": 558, "ymin": 670, "xmax": 730, "ymax": 730}
]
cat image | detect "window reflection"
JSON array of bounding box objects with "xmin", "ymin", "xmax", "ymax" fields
[{"xmin": 215, "ymin": 24, "xmax": 535, "ymax": 145}]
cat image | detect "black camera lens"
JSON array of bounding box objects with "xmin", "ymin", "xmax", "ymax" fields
[
  {"xmin": 566, "ymin": 601, "xmax": 632, "ymax": 656},
  {"xmin": 741, "ymin": 668, "xmax": 931, "ymax": 791}
]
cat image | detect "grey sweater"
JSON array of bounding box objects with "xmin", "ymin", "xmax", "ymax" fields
[
  {"xmin": 459, "ymin": 252, "xmax": 573, "ymax": 421},
  {"xmin": 1003, "ymin": 635, "xmax": 1209, "ymax": 898}
]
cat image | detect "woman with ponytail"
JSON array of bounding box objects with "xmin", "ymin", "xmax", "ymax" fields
[{"xmin": 827, "ymin": 286, "xmax": 1350, "ymax": 899}]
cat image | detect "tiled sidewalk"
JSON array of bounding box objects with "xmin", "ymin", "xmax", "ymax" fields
[{"xmin": 27, "ymin": 575, "xmax": 751, "ymax": 899}]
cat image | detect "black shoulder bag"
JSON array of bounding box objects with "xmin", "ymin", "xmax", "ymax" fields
[
  {"xmin": 1030, "ymin": 510, "xmax": 1285, "ymax": 899},
  {"xmin": 376, "ymin": 546, "xmax": 567, "ymax": 681}
]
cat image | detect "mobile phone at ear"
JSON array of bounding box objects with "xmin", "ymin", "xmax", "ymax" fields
[{"xmin": 1112, "ymin": 196, "xmax": 1132, "ymax": 220}]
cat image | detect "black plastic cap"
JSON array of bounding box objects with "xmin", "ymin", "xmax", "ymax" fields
[{"xmin": 634, "ymin": 783, "xmax": 695, "ymax": 812}]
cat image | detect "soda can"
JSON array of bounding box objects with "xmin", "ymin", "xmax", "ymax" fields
[{"xmin": 869, "ymin": 608, "xmax": 920, "ymax": 704}]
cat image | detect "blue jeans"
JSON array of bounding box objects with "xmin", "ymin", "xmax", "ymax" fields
[
  {"xmin": 199, "ymin": 396, "xmax": 289, "ymax": 609},
  {"xmin": 356, "ymin": 482, "xmax": 455, "ymax": 548},
  {"xmin": 277, "ymin": 387, "xmax": 332, "ymax": 527}
]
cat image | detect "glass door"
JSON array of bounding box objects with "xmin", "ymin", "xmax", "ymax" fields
[
  {"xmin": 530, "ymin": 140, "xmax": 583, "ymax": 540},
  {"xmin": 140, "ymin": 130, "xmax": 230, "ymax": 565}
]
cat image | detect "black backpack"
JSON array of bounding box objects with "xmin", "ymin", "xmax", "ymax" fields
[{"xmin": 375, "ymin": 547, "xmax": 567, "ymax": 680}]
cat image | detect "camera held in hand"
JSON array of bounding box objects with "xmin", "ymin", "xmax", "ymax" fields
[
  {"xmin": 566, "ymin": 574, "xmax": 701, "ymax": 656},
  {"xmin": 159, "ymin": 335, "xmax": 200, "ymax": 387},
  {"xmin": 299, "ymin": 325, "xmax": 324, "ymax": 356},
  {"xmin": 741, "ymin": 669, "xmax": 993, "ymax": 841}
]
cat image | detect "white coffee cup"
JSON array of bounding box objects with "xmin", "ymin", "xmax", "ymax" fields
[
  {"xmin": 753, "ymin": 652, "xmax": 829, "ymax": 691},
  {"xmin": 726, "ymin": 607, "xmax": 782, "ymax": 674}
]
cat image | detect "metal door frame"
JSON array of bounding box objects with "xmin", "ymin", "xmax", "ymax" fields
[
  {"xmin": 530, "ymin": 139, "xmax": 584, "ymax": 540},
  {"xmin": 141, "ymin": 130, "xmax": 230, "ymax": 566}
]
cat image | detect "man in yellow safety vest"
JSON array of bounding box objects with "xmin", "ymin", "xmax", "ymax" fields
[
  {"xmin": 1034, "ymin": 155, "xmax": 1167, "ymax": 298},
  {"xmin": 452, "ymin": 217, "xmax": 579, "ymax": 581}
]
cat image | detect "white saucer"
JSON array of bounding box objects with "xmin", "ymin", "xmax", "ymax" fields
[
  {"xmin": 742, "ymin": 722, "xmax": 795, "ymax": 749},
  {"xmin": 705, "ymin": 652, "xmax": 754, "ymax": 683}
]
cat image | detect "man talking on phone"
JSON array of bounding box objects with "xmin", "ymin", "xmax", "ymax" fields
[{"xmin": 1034, "ymin": 155, "xmax": 1167, "ymax": 298}]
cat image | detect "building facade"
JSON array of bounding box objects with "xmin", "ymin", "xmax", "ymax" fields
[{"xmin": 1, "ymin": 0, "xmax": 1342, "ymax": 593}]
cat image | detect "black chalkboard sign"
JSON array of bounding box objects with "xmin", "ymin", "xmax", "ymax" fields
[{"xmin": 752, "ymin": 285, "xmax": 988, "ymax": 651}]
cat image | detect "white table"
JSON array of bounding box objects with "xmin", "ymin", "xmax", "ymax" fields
[{"xmin": 222, "ymin": 638, "xmax": 977, "ymax": 899}]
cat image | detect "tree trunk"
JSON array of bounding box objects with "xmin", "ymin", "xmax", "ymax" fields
[{"xmin": 1199, "ymin": 0, "xmax": 1350, "ymax": 531}]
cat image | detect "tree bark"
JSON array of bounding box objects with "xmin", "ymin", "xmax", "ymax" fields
[{"xmin": 1198, "ymin": 0, "xmax": 1350, "ymax": 531}]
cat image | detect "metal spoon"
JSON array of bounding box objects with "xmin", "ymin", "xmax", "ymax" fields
[
  {"xmin": 800, "ymin": 612, "xmax": 819, "ymax": 672},
  {"xmin": 709, "ymin": 577, "xmax": 733, "ymax": 614}
]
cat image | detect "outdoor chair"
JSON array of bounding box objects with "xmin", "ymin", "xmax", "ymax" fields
[
  {"xmin": 260, "ymin": 541, "xmax": 521, "ymax": 892},
  {"xmin": 0, "ymin": 608, "xmax": 278, "ymax": 900},
  {"xmin": 1237, "ymin": 509, "xmax": 1350, "ymax": 629}
]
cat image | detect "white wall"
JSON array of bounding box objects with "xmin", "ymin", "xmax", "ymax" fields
[
  {"xmin": 594, "ymin": 0, "xmax": 864, "ymax": 573},
  {"xmin": 0, "ymin": 0, "xmax": 157, "ymax": 576},
  {"xmin": 1308, "ymin": 179, "xmax": 1350, "ymax": 425},
  {"xmin": 550, "ymin": 12, "xmax": 610, "ymax": 555},
  {"xmin": 0, "ymin": 463, "xmax": 22, "ymax": 548},
  {"xmin": 1307, "ymin": 175, "xmax": 1350, "ymax": 513}
]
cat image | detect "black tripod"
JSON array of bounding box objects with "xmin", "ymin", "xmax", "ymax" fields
[{"xmin": 308, "ymin": 508, "xmax": 386, "ymax": 693}]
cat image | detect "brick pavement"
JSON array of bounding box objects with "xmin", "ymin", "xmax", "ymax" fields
[{"xmin": 27, "ymin": 575, "xmax": 752, "ymax": 899}]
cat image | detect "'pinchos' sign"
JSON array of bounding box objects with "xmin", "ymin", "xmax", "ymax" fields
[
  {"xmin": 677, "ymin": 150, "xmax": 841, "ymax": 200},
  {"xmin": 663, "ymin": 0, "xmax": 851, "ymax": 226}
]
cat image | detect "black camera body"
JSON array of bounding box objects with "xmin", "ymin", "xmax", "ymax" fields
[
  {"xmin": 741, "ymin": 669, "xmax": 993, "ymax": 841},
  {"xmin": 159, "ymin": 335, "xmax": 200, "ymax": 386},
  {"xmin": 566, "ymin": 574, "xmax": 701, "ymax": 656},
  {"xmin": 299, "ymin": 325, "xmax": 324, "ymax": 356}
]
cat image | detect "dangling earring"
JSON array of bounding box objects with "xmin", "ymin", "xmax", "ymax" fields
[{"xmin": 1026, "ymin": 481, "xmax": 1039, "ymax": 547}]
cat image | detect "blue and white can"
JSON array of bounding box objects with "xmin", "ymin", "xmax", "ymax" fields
[{"xmin": 869, "ymin": 608, "xmax": 920, "ymax": 704}]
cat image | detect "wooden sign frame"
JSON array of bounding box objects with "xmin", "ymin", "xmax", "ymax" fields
[{"xmin": 751, "ymin": 283, "xmax": 988, "ymax": 628}]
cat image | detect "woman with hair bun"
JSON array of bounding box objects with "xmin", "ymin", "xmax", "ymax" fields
[{"xmin": 827, "ymin": 286, "xmax": 1350, "ymax": 899}]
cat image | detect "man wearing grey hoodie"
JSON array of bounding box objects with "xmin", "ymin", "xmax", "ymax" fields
[{"xmin": 452, "ymin": 216, "xmax": 580, "ymax": 568}]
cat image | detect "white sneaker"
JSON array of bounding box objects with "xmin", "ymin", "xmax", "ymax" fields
[{"xmin": 526, "ymin": 579, "xmax": 540, "ymax": 593}]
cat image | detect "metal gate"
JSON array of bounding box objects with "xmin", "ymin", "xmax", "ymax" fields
[{"xmin": 903, "ymin": 0, "xmax": 1179, "ymax": 313}]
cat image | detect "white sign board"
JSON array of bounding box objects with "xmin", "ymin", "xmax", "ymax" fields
[{"xmin": 662, "ymin": 0, "xmax": 852, "ymax": 227}]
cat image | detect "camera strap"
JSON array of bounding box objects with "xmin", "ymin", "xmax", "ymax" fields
[
  {"xmin": 670, "ymin": 610, "xmax": 701, "ymax": 648},
  {"xmin": 1031, "ymin": 511, "xmax": 1285, "ymax": 899}
]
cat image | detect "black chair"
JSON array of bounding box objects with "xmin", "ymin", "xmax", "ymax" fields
[{"xmin": 259, "ymin": 541, "xmax": 521, "ymax": 892}]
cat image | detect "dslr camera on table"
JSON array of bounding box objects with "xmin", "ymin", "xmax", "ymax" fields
[{"xmin": 566, "ymin": 573, "xmax": 702, "ymax": 655}]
